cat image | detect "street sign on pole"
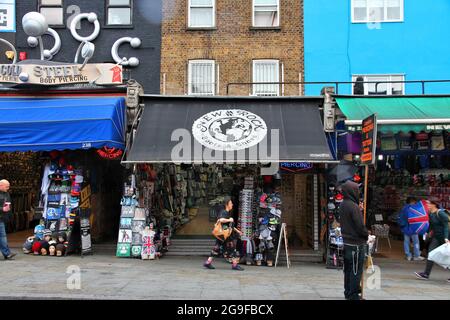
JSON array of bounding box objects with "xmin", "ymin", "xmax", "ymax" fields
[
  {"xmin": 360, "ymin": 114, "xmax": 377, "ymax": 300},
  {"xmin": 361, "ymin": 114, "xmax": 378, "ymax": 165}
]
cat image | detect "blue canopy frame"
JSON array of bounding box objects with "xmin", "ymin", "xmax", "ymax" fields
[{"xmin": 0, "ymin": 97, "xmax": 126, "ymax": 152}]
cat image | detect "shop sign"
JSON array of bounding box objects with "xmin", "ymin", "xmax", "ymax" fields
[
  {"xmin": 427, "ymin": 124, "xmax": 450, "ymax": 130},
  {"xmin": 97, "ymin": 147, "xmax": 123, "ymax": 160},
  {"xmin": 0, "ymin": 0, "xmax": 15, "ymax": 32},
  {"xmin": 0, "ymin": 63, "xmax": 122, "ymax": 86},
  {"xmin": 360, "ymin": 114, "xmax": 377, "ymax": 165},
  {"xmin": 192, "ymin": 109, "xmax": 268, "ymax": 151},
  {"xmin": 280, "ymin": 162, "xmax": 313, "ymax": 173}
]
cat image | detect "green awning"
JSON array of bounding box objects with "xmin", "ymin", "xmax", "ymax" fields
[{"xmin": 335, "ymin": 96, "xmax": 450, "ymax": 133}]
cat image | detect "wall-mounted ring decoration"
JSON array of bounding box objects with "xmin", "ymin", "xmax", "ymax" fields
[
  {"xmin": 70, "ymin": 12, "xmax": 100, "ymax": 43},
  {"xmin": 111, "ymin": 37, "xmax": 141, "ymax": 67},
  {"xmin": 27, "ymin": 28, "xmax": 61, "ymax": 60}
]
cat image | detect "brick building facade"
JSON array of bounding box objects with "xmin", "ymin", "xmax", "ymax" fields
[{"xmin": 161, "ymin": 0, "xmax": 304, "ymax": 96}]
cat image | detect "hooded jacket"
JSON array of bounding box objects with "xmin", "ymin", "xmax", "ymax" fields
[{"xmin": 338, "ymin": 181, "xmax": 368, "ymax": 245}]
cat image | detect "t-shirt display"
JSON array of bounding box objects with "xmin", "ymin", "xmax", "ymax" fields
[{"xmin": 22, "ymin": 160, "xmax": 88, "ymax": 257}]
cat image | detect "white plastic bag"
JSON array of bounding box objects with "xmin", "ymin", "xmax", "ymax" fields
[{"xmin": 428, "ymin": 243, "xmax": 450, "ymax": 269}]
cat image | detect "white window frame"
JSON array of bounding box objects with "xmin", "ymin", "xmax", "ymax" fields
[
  {"xmin": 252, "ymin": 0, "xmax": 280, "ymax": 28},
  {"xmin": 38, "ymin": 0, "xmax": 64, "ymax": 27},
  {"xmin": 188, "ymin": 60, "xmax": 216, "ymax": 96},
  {"xmin": 351, "ymin": 0, "xmax": 404, "ymax": 23},
  {"xmin": 106, "ymin": 0, "xmax": 133, "ymax": 26},
  {"xmin": 252, "ymin": 59, "xmax": 281, "ymax": 96},
  {"xmin": 188, "ymin": 0, "xmax": 216, "ymax": 28},
  {"xmin": 352, "ymin": 74, "xmax": 405, "ymax": 95}
]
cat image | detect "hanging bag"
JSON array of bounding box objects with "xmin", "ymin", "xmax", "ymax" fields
[{"xmin": 212, "ymin": 220, "xmax": 232, "ymax": 241}]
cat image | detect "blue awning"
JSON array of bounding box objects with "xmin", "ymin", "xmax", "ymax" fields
[{"xmin": 0, "ymin": 97, "xmax": 126, "ymax": 152}]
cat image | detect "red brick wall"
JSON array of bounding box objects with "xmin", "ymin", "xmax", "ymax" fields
[{"xmin": 161, "ymin": 0, "xmax": 304, "ymax": 96}]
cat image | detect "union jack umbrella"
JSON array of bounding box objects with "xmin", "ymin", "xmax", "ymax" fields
[{"xmin": 407, "ymin": 200, "xmax": 430, "ymax": 235}]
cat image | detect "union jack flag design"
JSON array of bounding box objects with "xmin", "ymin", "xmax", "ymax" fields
[{"xmin": 407, "ymin": 200, "xmax": 430, "ymax": 235}]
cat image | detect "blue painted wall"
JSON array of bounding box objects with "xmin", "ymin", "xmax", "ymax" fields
[{"xmin": 304, "ymin": 0, "xmax": 450, "ymax": 95}]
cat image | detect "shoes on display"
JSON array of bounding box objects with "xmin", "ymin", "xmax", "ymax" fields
[{"xmin": 232, "ymin": 265, "xmax": 244, "ymax": 271}]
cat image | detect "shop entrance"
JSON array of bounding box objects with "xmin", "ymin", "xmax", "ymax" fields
[
  {"xmin": 130, "ymin": 163, "xmax": 323, "ymax": 257},
  {"xmin": 281, "ymin": 173, "xmax": 320, "ymax": 251},
  {"xmin": 0, "ymin": 150, "xmax": 124, "ymax": 250},
  {"xmin": 161, "ymin": 164, "xmax": 260, "ymax": 239}
]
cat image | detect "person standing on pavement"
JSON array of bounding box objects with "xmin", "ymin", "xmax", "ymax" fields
[
  {"xmin": 398, "ymin": 197, "xmax": 424, "ymax": 261},
  {"xmin": 339, "ymin": 180, "xmax": 369, "ymax": 300},
  {"xmin": 415, "ymin": 197, "xmax": 449, "ymax": 281},
  {"xmin": 204, "ymin": 197, "xmax": 244, "ymax": 271},
  {"xmin": 0, "ymin": 179, "xmax": 16, "ymax": 260}
]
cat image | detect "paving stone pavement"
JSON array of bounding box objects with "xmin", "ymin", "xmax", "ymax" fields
[{"xmin": 0, "ymin": 253, "xmax": 449, "ymax": 300}]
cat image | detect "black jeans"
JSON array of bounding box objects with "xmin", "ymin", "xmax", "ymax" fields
[
  {"xmin": 424, "ymin": 237, "xmax": 445, "ymax": 276},
  {"xmin": 344, "ymin": 244, "xmax": 366, "ymax": 300}
]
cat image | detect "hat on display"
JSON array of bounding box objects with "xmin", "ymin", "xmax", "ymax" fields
[
  {"xmin": 23, "ymin": 236, "xmax": 35, "ymax": 254},
  {"xmin": 269, "ymin": 217, "xmax": 280, "ymax": 225},
  {"xmin": 56, "ymin": 244, "xmax": 66, "ymax": 256},
  {"xmin": 58, "ymin": 157, "xmax": 66, "ymax": 167},
  {"xmin": 43, "ymin": 229, "xmax": 52, "ymax": 237},
  {"xmin": 40, "ymin": 241, "xmax": 50, "ymax": 250},
  {"xmin": 260, "ymin": 194, "xmax": 268, "ymax": 202},
  {"xmin": 75, "ymin": 175, "xmax": 84, "ymax": 184},
  {"xmin": 57, "ymin": 232, "xmax": 67, "ymax": 243},
  {"xmin": 49, "ymin": 151, "xmax": 61, "ymax": 160},
  {"xmin": 71, "ymin": 183, "xmax": 81, "ymax": 196},
  {"xmin": 270, "ymin": 208, "xmax": 281, "ymax": 218},
  {"xmin": 32, "ymin": 241, "xmax": 42, "ymax": 255},
  {"xmin": 328, "ymin": 202, "xmax": 336, "ymax": 211},
  {"xmin": 335, "ymin": 193, "xmax": 344, "ymax": 203},
  {"xmin": 260, "ymin": 216, "xmax": 269, "ymax": 225},
  {"xmin": 353, "ymin": 174, "xmax": 362, "ymax": 183}
]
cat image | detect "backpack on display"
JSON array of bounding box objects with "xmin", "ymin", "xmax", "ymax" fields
[
  {"xmin": 396, "ymin": 131, "xmax": 413, "ymax": 151},
  {"xmin": 430, "ymin": 131, "xmax": 446, "ymax": 151},
  {"xmin": 380, "ymin": 133, "xmax": 397, "ymax": 151},
  {"xmin": 414, "ymin": 131, "xmax": 430, "ymax": 150}
]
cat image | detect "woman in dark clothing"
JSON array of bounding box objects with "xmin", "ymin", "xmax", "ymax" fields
[
  {"xmin": 204, "ymin": 197, "xmax": 244, "ymax": 271},
  {"xmin": 415, "ymin": 197, "xmax": 449, "ymax": 281}
]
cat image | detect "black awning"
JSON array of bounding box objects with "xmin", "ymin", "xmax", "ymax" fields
[{"xmin": 123, "ymin": 96, "xmax": 335, "ymax": 164}]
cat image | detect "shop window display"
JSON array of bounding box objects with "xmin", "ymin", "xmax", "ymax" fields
[
  {"xmin": 325, "ymin": 184, "xmax": 344, "ymax": 269},
  {"xmin": 116, "ymin": 167, "xmax": 169, "ymax": 259},
  {"xmin": 0, "ymin": 152, "xmax": 43, "ymax": 232},
  {"xmin": 115, "ymin": 163, "xmax": 287, "ymax": 266},
  {"xmin": 21, "ymin": 156, "xmax": 87, "ymax": 257}
]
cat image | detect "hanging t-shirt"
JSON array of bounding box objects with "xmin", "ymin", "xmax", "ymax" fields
[{"xmin": 41, "ymin": 163, "xmax": 53, "ymax": 218}]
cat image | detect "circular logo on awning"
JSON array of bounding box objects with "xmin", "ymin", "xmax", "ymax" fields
[{"xmin": 192, "ymin": 109, "xmax": 268, "ymax": 151}]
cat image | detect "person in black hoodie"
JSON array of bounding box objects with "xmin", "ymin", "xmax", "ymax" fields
[{"xmin": 339, "ymin": 180, "xmax": 369, "ymax": 300}]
